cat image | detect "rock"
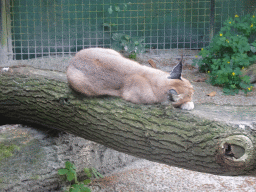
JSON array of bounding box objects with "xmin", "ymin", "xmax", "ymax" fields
[
  {"xmin": 241, "ymin": 64, "xmax": 256, "ymax": 83},
  {"xmin": 0, "ymin": 125, "xmax": 139, "ymax": 192}
]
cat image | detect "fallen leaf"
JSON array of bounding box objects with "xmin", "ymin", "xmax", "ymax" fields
[
  {"xmin": 194, "ymin": 77, "xmax": 207, "ymax": 82},
  {"xmin": 207, "ymin": 91, "xmax": 217, "ymax": 97},
  {"xmin": 148, "ymin": 59, "xmax": 157, "ymax": 68},
  {"xmin": 183, "ymin": 65, "xmax": 197, "ymax": 70}
]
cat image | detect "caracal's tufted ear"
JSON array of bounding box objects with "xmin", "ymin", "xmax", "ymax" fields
[{"xmin": 168, "ymin": 57, "xmax": 183, "ymax": 80}]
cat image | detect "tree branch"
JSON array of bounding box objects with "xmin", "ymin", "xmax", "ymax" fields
[{"xmin": 1, "ymin": 65, "xmax": 256, "ymax": 176}]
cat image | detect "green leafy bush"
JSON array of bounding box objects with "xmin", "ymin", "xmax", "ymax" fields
[
  {"xmin": 103, "ymin": 3, "xmax": 146, "ymax": 59},
  {"xmin": 111, "ymin": 33, "xmax": 146, "ymax": 59},
  {"xmin": 103, "ymin": 3, "xmax": 130, "ymax": 28},
  {"xmin": 58, "ymin": 161, "xmax": 103, "ymax": 192},
  {"xmin": 193, "ymin": 14, "xmax": 256, "ymax": 95}
]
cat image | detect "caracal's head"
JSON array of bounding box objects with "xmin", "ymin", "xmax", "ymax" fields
[{"xmin": 167, "ymin": 58, "xmax": 194, "ymax": 110}]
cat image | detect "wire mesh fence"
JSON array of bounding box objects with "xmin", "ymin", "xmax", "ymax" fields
[{"xmin": 8, "ymin": 0, "xmax": 256, "ymax": 60}]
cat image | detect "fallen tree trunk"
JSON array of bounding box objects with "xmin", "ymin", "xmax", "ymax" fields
[{"xmin": 0, "ymin": 65, "xmax": 256, "ymax": 176}]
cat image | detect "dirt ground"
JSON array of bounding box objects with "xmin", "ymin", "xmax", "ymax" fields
[{"xmin": 89, "ymin": 159, "xmax": 256, "ymax": 192}]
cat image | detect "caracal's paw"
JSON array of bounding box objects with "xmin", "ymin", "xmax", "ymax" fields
[{"xmin": 180, "ymin": 102, "xmax": 194, "ymax": 110}]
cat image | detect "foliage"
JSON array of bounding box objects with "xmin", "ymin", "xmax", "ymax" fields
[
  {"xmin": 111, "ymin": 33, "xmax": 146, "ymax": 59},
  {"xmin": 103, "ymin": 3, "xmax": 146, "ymax": 59},
  {"xmin": 103, "ymin": 3, "xmax": 130, "ymax": 28},
  {"xmin": 192, "ymin": 14, "xmax": 256, "ymax": 95},
  {"xmin": 58, "ymin": 161, "xmax": 103, "ymax": 192},
  {"xmin": 84, "ymin": 167, "xmax": 104, "ymax": 179}
]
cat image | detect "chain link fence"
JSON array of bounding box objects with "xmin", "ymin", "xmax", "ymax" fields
[{"xmin": 9, "ymin": 0, "xmax": 255, "ymax": 60}]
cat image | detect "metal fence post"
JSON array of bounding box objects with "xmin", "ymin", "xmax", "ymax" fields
[
  {"xmin": 209, "ymin": 0, "xmax": 215, "ymax": 42},
  {"xmin": 0, "ymin": 0, "xmax": 12, "ymax": 64}
]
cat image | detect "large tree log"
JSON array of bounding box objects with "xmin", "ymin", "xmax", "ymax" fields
[{"xmin": 0, "ymin": 65, "xmax": 256, "ymax": 176}]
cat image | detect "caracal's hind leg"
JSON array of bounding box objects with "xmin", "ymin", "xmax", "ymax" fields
[{"xmin": 67, "ymin": 65, "xmax": 96, "ymax": 96}]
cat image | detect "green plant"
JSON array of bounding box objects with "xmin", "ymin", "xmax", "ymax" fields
[
  {"xmin": 192, "ymin": 14, "xmax": 256, "ymax": 95},
  {"xmin": 111, "ymin": 33, "xmax": 146, "ymax": 59},
  {"xmin": 103, "ymin": 3, "xmax": 130, "ymax": 28},
  {"xmin": 58, "ymin": 161, "xmax": 103, "ymax": 192},
  {"xmin": 102, "ymin": 3, "xmax": 146, "ymax": 59},
  {"xmin": 84, "ymin": 167, "xmax": 104, "ymax": 179}
]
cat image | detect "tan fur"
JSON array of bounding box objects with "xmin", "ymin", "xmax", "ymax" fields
[{"xmin": 67, "ymin": 48, "xmax": 194, "ymax": 109}]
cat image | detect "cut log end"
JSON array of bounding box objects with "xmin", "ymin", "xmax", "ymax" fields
[{"xmin": 216, "ymin": 135, "xmax": 255, "ymax": 171}]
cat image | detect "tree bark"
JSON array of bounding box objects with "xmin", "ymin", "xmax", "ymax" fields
[{"xmin": 0, "ymin": 65, "xmax": 256, "ymax": 176}]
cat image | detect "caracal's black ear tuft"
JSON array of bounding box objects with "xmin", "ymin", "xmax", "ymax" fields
[{"xmin": 168, "ymin": 56, "xmax": 183, "ymax": 80}]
